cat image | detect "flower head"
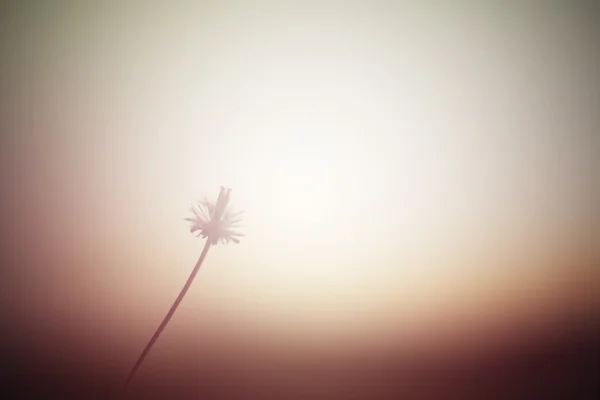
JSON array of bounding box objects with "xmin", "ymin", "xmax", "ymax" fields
[{"xmin": 185, "ymin": 187, "xmax": 244, "ymax": 245}]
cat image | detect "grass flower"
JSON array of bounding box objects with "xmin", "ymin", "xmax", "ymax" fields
[
  {"xmin": 125, "ymin": 186, "xmax": 243, "ymax": 388},
  {"xmin": 185, "ymin": 195, "xmax": 244, "ymax": 245}
]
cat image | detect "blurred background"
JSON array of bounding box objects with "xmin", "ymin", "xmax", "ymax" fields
[{"xmin": 1, "ymin": 1, "xmax": 599, "ymax": 398}]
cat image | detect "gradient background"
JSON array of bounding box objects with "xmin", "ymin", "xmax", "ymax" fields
[{"xmin": 1, "ymin": 1, "xmax": 599, "ymax": 398}]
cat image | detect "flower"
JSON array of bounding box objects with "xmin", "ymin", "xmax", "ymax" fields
[{"xmin": 185, "ymin": 187, "xmax": 244, "ymax": 245}]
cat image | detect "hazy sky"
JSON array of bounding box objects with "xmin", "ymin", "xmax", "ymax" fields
[{"xmin": 1, "ymin": 1, "xmax": 599, "ymax": 392}]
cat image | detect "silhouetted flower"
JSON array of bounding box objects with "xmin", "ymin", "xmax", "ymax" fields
[
  {"xmin": 125, "ymin": 187, "xmax": 243, "ymax": 388},
  {"xmin": 185, "ymin": 187, "xmax": 244, "ymax": 245}
]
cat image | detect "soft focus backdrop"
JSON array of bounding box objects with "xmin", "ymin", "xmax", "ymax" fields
[{"xmin": 1, "ymin": 1, "xmax": 598, "ymax": 398}]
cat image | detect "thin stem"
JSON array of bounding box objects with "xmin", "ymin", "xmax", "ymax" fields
[{"xmin": 125, "ymin": 239, "xmax": 213, "ymax": 388}]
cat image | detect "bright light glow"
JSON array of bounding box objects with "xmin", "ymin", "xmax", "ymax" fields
[
  {"xmin": 95, "ymin": 5, "xmax": 595, "ymax": 330},
  {"xmin": 11, "ymin": 2, "xmax": 597, "ymax": 345}
]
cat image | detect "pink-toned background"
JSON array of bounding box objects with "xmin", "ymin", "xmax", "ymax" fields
[{"xmin": 1, "ymin": 1, "xmax": 598, "ymax": 398}]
